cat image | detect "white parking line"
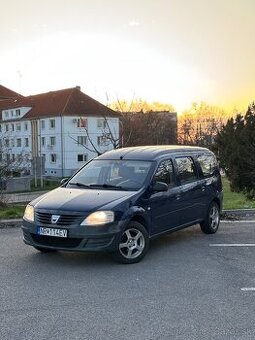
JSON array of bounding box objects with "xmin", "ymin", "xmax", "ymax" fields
[
  {"xmin": 210, "ymin": 244, "xmax": 255, "ymax": 247},
  {"xmin": 241, "ymin": 288, "xmax": 255, "ymax": 291},
  {"xmin": 221, "ymin": 220, "xmax": 255, "ymax": 223}
]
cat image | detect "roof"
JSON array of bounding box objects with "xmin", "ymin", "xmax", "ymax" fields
[
  {"xmin": 0, "ymin": 85, "xmax": 22, "ymax": 100},
  {"xmin": 0, "ymin": 86, "xmax": 118, "ymax": 122},
  {"xmin": 97, "ymin": 145, "xmax": 211, "ymax": 161}
]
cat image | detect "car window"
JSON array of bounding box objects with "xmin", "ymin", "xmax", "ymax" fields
[
  {"xmin": 197, "ymin": 154, "xmax": 217, "ymax": 177},
  {"xmin": 68, "ymin": 159, "xmax": 152, "ymax": 190},
  {"xmin": 175, "ymin": 157, "xmax": 197, "ymax": 184},
  {"xmin": 154, "ymin": 159, "xmax": 174, "ymax": 187}
]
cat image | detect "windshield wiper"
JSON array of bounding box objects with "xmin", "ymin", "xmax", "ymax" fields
[
  {"xmin": 89, "ymin": 184, "xmax": 128, "ymax": 190},
  {"xmin": 68, "ymin": 182, "xmax": 92, "ymax": 189}
]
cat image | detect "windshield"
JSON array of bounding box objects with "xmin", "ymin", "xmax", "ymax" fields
[{"xmin": 67, "ymin": 159, "xmax": 153, "ymax": 191}]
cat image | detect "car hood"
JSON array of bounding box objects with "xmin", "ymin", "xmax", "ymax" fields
[{"xmin": 32, "ymin": 187, "xmax": 137, "ymax": 212}]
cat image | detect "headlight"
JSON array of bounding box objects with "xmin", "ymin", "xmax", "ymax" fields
[
  {"xmin": 81, "ymin": 211, "xmax": 114, "ymax": 226},
  {"xmin": 23, "ymin": 205, "xmax": 34, "ymax": 222}
]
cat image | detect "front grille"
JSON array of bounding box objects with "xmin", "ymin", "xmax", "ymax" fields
[
  {"xmin": 31, "ymin": 234, "xmax": 82, "ymax": 248},
  {"xmin": 35, "ymin": 212, "xmax": 81, "ymax": 226}
]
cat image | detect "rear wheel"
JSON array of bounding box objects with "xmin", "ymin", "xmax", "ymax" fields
[
  {"xmin": 200, "ymin": 201, "xmax": 220, "ymax": 234},
  {"xmin": 33, "ymin": 246, "xmax": 57, "ymax": 253},
  {"xmin": 112, "ymin": 221, "xmax": 149, "ymax": 264}
]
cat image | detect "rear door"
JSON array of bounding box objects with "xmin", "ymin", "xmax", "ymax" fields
[{"xmin": 174, "ymin": 156, "xmax": 205, "ymax": 225}]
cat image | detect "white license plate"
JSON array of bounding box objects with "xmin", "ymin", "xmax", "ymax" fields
[{"xmin": 37, "ymin": 227, "xmax": 68, "ymax": 238}]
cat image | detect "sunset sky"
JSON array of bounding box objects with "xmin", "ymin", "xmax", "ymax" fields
[{"xmin": 1, "ymin": 0, "xmax": 255, "ymax": 112}]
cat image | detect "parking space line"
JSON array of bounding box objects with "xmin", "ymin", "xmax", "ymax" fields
[
  {"xmin": 241, "ymin": 288, "xmax": 255, "ymax": 291},
  {"xmin": 221, "ymin": 220, "xmax": 255, "ymax": 223},
  {"xmin": 210, "ymin": 244, "xmax": 255, "ymax": 247}
]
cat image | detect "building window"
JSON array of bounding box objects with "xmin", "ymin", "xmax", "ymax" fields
[
  {"xmin": 5, "ymin": 124, "xmax": 9, "ymax": 132},
  {"xmin": 17, "ymin": 154, "xmax": 22, "ymax": 162},
  {"xmin": 24, "ymin": 122, "xmax": 28, "ymax": 131},
  {"xmin": 41, "ymin": 137, "xmax": 45, "ymax": 146},
  {"xmin": 11, "ymin": 139, "xmax": 14, "ymax": 147},
  {"xmin": 0, "ymin": 139, "xmax": 2, "ymax": 148},
  {"xmin": 5, "ymin": 139, "xmax": 9, "ymax": 147},
  {"xmin": 77, "ymin": 154, "xmax": 87, "ymax": 162},
  {"xmin": 0, "ymin": 125, "xmax": 1, "ymax": 132},
  {"xmin": 41, "ymin": 120, "xmax": 45, "ymax": 129},
  {"xmin": 97, "ymin": 118, "xmax": 107, "ymax": 129},
  {"xmin": 97, "ymin": 135, "xmax": 109, "ymax": 146},
  {"xmin": 16, "ymin": 138, "xmax": 22, "ymax": 147},
  {"xmin": 11, "ymin": 124, "xmax": 15, "ymax": 131},
  {"xmin": 16, "ymin": 109, "xmax": 21, "ymax": 117},
  {"xmin": 77, "ymin": 136, "xmax": 87, "ymax": 145},
  {"xmin": 11, "ymin": 110, "xmax": 14, "ymax": 117},
  {"xmin": 6, "ymin": 154, "xmax": 10, "ymax": 162},
  {"xmin": 50, "ymin": 154, "xmax": 56, "ymax": 163},
  {"xmin": 50, "ymin": 136, "xmax": 56, "ymax": 146},
  {"xmin": 4, "ymin": 111, "xmax": 9, "ymax": 119},
  {"xmin": 77, "ymin": 118, "xmax": 87, "ymax": 128},
  {"xmin": 12, "ymin": 154, "xmax": 15, "ymax": 162},
  {"xmin": 25, "ymin": 138, "xmax": 29, "ymax": 147},
  {"xmin": 16, "ymin": 123, "xmax": 21, "ymax": 131},
  {"xmin": 49, "ymin": 119, "xmax": 55, "ymax": 129}
]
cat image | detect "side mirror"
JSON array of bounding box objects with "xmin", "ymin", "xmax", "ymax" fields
[
  {"xmin": 152, "ymin": 181, "xmax": 168, "ymax": 192},
  {"xmin": 60, "ymin": 178, "xmax": 69, "ymax": 185}
]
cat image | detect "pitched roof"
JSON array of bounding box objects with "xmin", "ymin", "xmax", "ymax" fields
[
  {"xmin": 0, "ymin": 85, "xmax": 22, "ymax": 100},
  {"xmin": 0, "ymin": 86, "xmax": 118, "ymax": 121}
]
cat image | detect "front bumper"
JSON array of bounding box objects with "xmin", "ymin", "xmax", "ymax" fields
[{"xmin": 22, "ymin": 220, "xmax": 123, "ymax": 253}]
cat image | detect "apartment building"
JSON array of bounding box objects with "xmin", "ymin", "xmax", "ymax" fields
[{"xmin": 0, "ymin": 85, "xmax": 119, "ymax": 177}]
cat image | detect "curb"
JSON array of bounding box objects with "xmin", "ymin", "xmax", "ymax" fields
[
  {"xmin": 221, "ymin": 209, "xmax": 255, "ymax": 221},
  {"xmin": 1, "ymin": 209, "xmax": 255, "ymax": 229},
  {"xmin": 0, "ymin": 219, "xmax": 22, "ymax": 229}
]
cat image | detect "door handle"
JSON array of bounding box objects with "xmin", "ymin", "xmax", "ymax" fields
[
  {"xmin": 201, "ymin": 186, "xmax": 206, "ymax": 192},
  {"xmin": 176, "ymin": 194, "xmax": 181, "ymax": 200}
]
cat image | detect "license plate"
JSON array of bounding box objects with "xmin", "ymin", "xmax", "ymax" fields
[{"xmin": 37, "ymin": 227, "xmax": 68, "ymax": 238}]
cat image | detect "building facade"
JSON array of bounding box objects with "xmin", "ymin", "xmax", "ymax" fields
[{"xmin": 0, "ymin": 86, "xmax": 119, "ymax": 177}]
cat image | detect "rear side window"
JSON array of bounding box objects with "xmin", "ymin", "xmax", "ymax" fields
[
  {"xmin": 154, "ymin": 159, "xmax": 174, "ymax": 187},
  {"xmin": 175, "ymin": 157, "xmax": 197, "ymax": 184},
  {"xmin": 197, "ymin": 154, "xmax": 217, "ymax": 177}
]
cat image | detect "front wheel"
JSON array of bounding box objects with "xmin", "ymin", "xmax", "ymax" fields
[
  {"xmin": 200, "ymin": 201, "xmax": 220, "ymax": 234},
  {"xmin": 112, "ymin": 221, "xmax": 149, "ymax": 264}
]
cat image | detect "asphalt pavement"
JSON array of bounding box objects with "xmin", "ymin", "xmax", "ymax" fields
[{"xmin": 1, "ymin": 222, "xmax": 255, "ymax": 340}]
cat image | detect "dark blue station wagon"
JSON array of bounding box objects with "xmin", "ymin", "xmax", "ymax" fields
[{"xmin": 22, "ymin": 146, "xmax": 223, "ymax": 264}]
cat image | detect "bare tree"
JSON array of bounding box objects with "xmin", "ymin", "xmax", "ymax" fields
[{"xmin": 178, "ymin": 102, "xmax": 229, "ymax": 147}]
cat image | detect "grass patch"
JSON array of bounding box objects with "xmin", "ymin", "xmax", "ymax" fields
[
  {"xmin": 0, "ymin": 205, "xmax": 25, "ymax": 219},
  {"xmin": 222, "ymin": 177, "xmax": 255, "ymax": 210}
]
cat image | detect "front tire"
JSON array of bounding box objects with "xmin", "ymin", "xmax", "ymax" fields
[
  {"xmin": 112, "ymin": 221, "xmax": 149, "ymax": 264},
  {"xmin": 200, "ymin": 201, "xmax": 220, "ymax": 234}
]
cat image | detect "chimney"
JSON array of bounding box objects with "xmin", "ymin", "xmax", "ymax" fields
[{"xmin": 76, "ymin": 86, "xmax": 81, "ymax": 91}]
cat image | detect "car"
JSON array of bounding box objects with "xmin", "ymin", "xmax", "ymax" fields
[{"xmin": 22, "ymin": 145, "xmax": 223, "ymax": 264}]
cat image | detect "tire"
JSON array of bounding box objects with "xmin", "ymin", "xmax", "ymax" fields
[
  {"xmin": 200, "ymin": 201, "xmax": 220, "ymax": 234},
  {"xmin": 33, "ymin": 246, "xmax": 57, "ymax": 253},
  {"xmin": 112, "ymin": 221, "xmax": 149, "ymax": 264}
]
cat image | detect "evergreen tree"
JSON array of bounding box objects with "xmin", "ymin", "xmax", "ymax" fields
[{"xmin": 215, "ymin": 103, "xmax": 255, "ymax": 199}]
